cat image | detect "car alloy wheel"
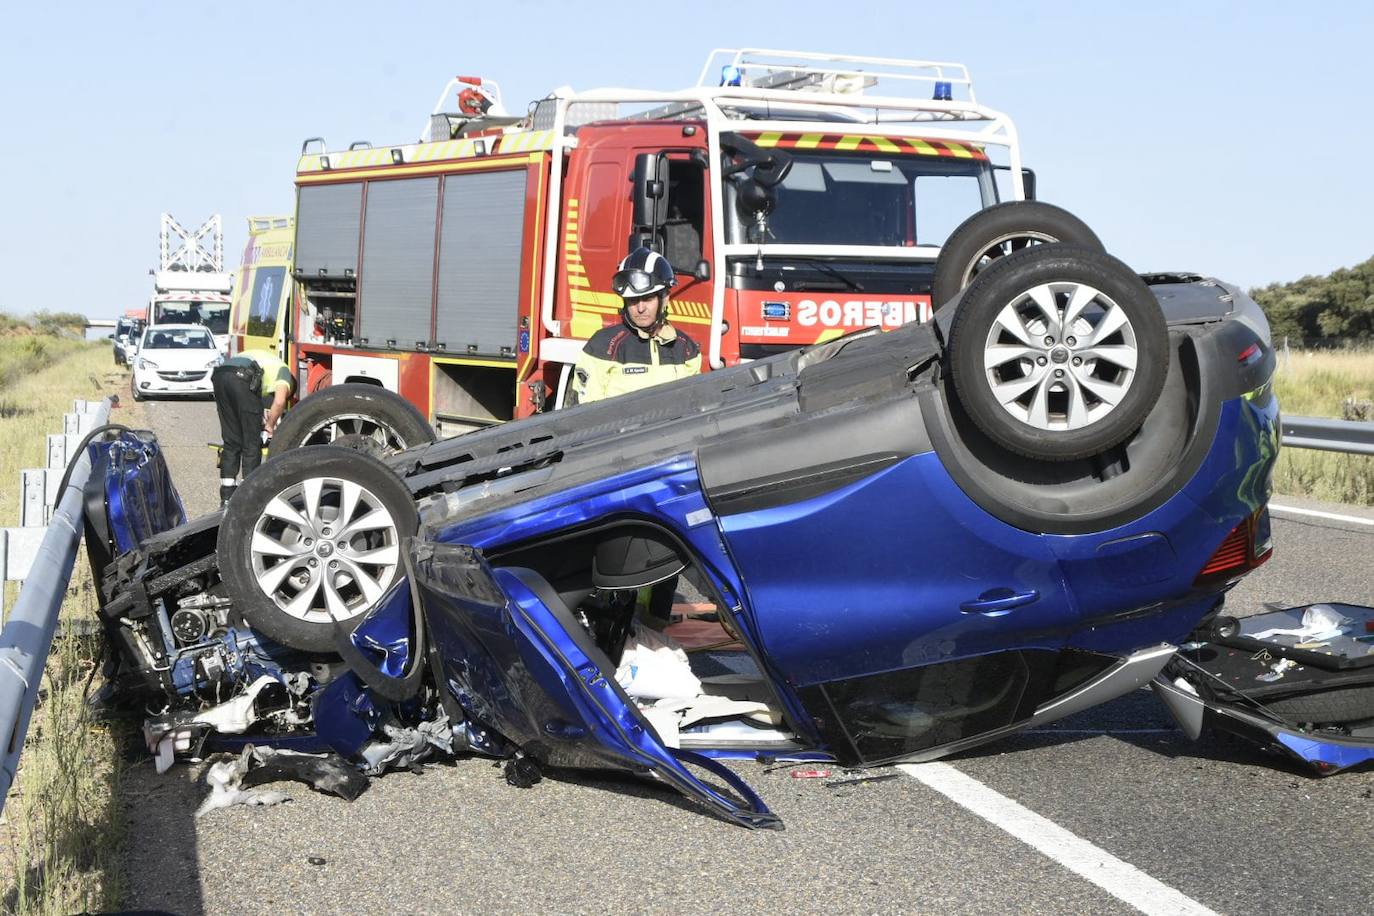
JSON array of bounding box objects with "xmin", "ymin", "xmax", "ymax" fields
[
  {"xmin": 250, "ymin": 475, "xmax": 401, "ymax": 625},
  {"xmin": 981, "ymin": 280, "xmax": 1141, "ymax": 432}
]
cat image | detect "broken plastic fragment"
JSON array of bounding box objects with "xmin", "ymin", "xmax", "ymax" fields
[
  {"xmin": 356, "ymin": 712, "xmax": 453, "ymax": 776},
  {"xmin": 504, "ymin": 755, "xmax": 542, "ymax": 788},
  {"xmin": 196, "ymin": 753, "xmax": 292, "ymax": 817},
  {"xmin": 241, "ymin": 746, "xmax": 369, "ymax": 801}
]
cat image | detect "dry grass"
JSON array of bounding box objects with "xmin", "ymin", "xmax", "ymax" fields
[
  {"xmin": 1272, "ymin": 348, "xmax": 1374, "ymax": 506},
  {"xmin": 1, "ymin": 343, "xmax": 129, "ymax": 913}
]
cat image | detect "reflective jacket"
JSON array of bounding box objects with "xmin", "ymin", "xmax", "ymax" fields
[
  {"xmin": 572, "ymin": 322, "xmax": 702, "ymax": 403},
  {"xmin": 224, "ymin": 349, "xmax": 294, "ymax": 403}
]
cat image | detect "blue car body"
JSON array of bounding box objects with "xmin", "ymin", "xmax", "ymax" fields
[{"xmin": 90, "ymin": 276, "xmax": 1305, "ymax": 827}]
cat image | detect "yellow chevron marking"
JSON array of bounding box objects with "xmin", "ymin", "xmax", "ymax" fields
[
  {"xmin": 814, "ymin": 329, "xmax": 847, "ymax": 344},
  {"xmin": 835, "ymin": 136, "xmax": 862, "ymax": 151},
  {"xmin": 796, "ymin": 133, "xmax": 823, "ymax": 149},
  {"xmin": 571, "ymin": 309, "xmax": 602, "ymax": 339},
  {"xmin": 566, "ymin": 262, "xmax": 585, "ymax": 274},
  {"xmin": 573, "ymin": 303, "xmax": 712, "ymax": 327},
  {"xmin": 570, "ymin": 289, "xmax": 621, "ymax": 307},
  {"xmin": 870, "ymin": 137, "xmax": 900, "ymax": 153},
  {"xmin": 907, "ymin": 139, "xmax": 940, "ymax": 156},
  {"xmin": 567, "ymin": 274, "xmax": 589, "ymax": 287},
  {"xmin": 944, "ymin": 142, "xmax": 974, "ymax": 159},
  {"xmin": 756, "ymin": 131, "xmax": 782, "ymax": 147}
]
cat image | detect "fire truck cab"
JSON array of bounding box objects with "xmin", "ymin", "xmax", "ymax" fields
[{"xmin": 283, "ymin": 49, "xmax": 1032, "ymax": 438}]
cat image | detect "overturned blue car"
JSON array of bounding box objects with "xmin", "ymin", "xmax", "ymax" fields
[{"xmin": 87, "ymin": 214, "xmax": 1311, "ymax": 828}]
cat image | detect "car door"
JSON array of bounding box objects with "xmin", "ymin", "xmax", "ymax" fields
[
  {"xmin": 702, "ymin": 432, "xmax": 1081, "ymax": 767},
  {"xmin": 405, "ymin": 540, "xmax": 781, "ymax": 829}
]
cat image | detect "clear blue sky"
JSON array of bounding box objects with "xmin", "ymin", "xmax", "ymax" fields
[{"xmin": 2, "ymin": 1, "xmax": 1369, "ymax": 320}]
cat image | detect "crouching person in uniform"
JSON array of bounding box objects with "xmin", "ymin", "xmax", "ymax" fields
[
  {"xmin": 572, "ymin": 248, "xmax": 702, "ymax": 627},
  {"xmin": 571, "ymin": 247, "xmax": 701, "ymax": 404},
  {"xmin": 211, "ymin": 349, "xmax": 294, "ymax": 506}
]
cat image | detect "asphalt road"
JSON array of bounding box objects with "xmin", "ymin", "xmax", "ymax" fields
[{"xmin": 116, "ymin": 396, "xmax": 1374, "ymax": 915}]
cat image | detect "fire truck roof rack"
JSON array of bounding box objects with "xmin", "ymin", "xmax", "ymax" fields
[
  {"xmin": 698, "ymin": 48, "xmax": 977, "ymax": 106},
  {"xmin": 539, "ymin": 47, "xmax": 1007, "ymax": 140}
]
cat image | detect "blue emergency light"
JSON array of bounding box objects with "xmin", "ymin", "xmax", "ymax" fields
[
  {"xmin": 720, "ymin": 65, "xmax": 744, "ymax": 87},
  {"xmin": 933, "ymin": 81, "xmax": 953, "ymax": 102}
]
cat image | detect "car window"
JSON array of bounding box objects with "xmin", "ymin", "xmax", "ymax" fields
[{"xmin": 142, "ymin": 330, "xmax": 214, "ymax": 349}]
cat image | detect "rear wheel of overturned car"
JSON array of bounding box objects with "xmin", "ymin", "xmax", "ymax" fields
[
  {"xmin": 932, "ymin": 201, "xmax": 1105, "ymax": 307},
  {"xmin": 267, "ymin": 383, "xmax": 436, "ymax": 459},
  {"xmin": 217, "ymin": 445, "xmax": 419, "ymax": 652},
  {"xmin": 946, "ymin": 244, "xmax": 1169, "ymax": 462}
]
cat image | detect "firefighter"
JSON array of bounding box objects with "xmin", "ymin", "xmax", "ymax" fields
[
  {"xmin": 211, "ymin": 349, "xmax": 294, "ymax": 505},
  {"xmin": 571, "ymin": 247, "xmax": 702, "ymax": 404},
  {"xmin": 573, "ymin": 248, "xmax": 701, "ymax": 628}
]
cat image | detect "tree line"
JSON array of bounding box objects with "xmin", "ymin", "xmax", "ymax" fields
[{"xmin": 1250, "ymin": 255, "xmax": 1374, "ymax": 344}]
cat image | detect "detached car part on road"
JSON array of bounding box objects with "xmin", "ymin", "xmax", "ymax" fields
[{"xmin": 88, "ymin": 207, "xmax": 1365, "ymax": 828}]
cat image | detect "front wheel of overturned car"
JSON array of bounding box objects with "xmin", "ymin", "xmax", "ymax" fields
[
  {"xmin": 267, "ymin": 383, "xmax": 436, "ymax": 460},
  {"xmin": 217, "ymin": 445, "xmax": 419, "ymax": 652},
  {"xmin": 946, "ymin": 244, "xmax": 1169, "ymax": 462},
  {"xmin": 932, "ymin": 201, "xmax": 1105, "ymax": 307}
]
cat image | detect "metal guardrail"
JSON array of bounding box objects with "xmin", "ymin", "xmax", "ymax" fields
[
  {"xmin": 0, "ymin": 397, "xmax": 112, "ymax": 810},
  {"xmin": 1282, "ymin": 415, "xmax": 1374, "ymax": 456}
]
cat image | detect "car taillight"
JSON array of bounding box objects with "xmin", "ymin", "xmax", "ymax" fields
[{"xmin": 1195, "ymin": 506, "xmax": 1273, "ymax": 585}]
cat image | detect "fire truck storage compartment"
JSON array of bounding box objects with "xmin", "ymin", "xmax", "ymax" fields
[
  {"xmin": 296, "ymin": 183, "xmax": 362, "ymax": 277},
  {"xmin": 358, "ymin": 177, "xmax": 439, "ymax": 349},
  {"xmin": 432, "ymin": 361, "xmax": 516, "ymax": 428},
  {"xmin": 434, "ymin": 168, "xmax": 528, "ymax": 357}
]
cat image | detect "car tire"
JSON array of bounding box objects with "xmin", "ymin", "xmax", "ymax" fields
[
  {"xmin": 946, "ymin": 244, "xmax": 1169, "ymax": 461},
  {"xmin": 932, "ymin": 201, "xmax": 1105, "ymax": 307},
  {"xmin": 217, "ymin": 445, "xmax": 418, "ymax": 652},
  {"xmin": 267, "ymin": 383, "xmax": 436, "ymax": 459}
]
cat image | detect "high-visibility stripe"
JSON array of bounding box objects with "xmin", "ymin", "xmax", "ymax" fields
[
  {"xmin": 737, "ymin": 132, "xmax": 987, "ymax": 161},
  {"xmin": 567, "ymin": 274, "xmax": 589, "ymax": 287},
  {"xmin": 298, "ymin": 131, "xmax": 553, "ymax": 175}
]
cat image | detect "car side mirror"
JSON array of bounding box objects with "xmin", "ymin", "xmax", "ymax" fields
[{"xmin": 693, "ymin": 259, "xmax": 711, "ymax": 281}]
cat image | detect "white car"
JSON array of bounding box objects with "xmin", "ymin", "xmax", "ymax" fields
[{"xmin": 131, "ymin": 324, "xmax": 223, "ymax": 400}]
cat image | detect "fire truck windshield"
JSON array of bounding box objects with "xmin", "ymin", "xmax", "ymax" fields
[{"xmin": 724, "ymin": 150, "xmax": 996, "ymax": 249}]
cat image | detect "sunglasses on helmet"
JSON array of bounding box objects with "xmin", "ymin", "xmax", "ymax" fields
[{"xmin": 611, "ymin": 269, "xmax": 658, "ymax": 296}]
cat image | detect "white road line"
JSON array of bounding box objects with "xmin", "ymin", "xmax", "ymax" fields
[
  {"xmin": 899, "ymin": 762, "xmax": 1217, "ymax": 916},
  {"xmin": 1270, "ymin": 503, "xmax": 1374, "ymax": 527}
]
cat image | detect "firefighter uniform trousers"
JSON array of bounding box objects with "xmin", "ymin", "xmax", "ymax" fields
[{"xmin": 211, "ymin": 363, "xmax": 265, "ymax": 492}]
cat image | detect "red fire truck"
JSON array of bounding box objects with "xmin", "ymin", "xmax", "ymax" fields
[{"xmin": 274, "ymin": 49, "xmax": 1036, "ymax": 448}]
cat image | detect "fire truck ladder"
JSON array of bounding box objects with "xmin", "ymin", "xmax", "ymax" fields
[{"xmin": 159, "ymin": 213, "xmax": 224, "ymax": 273}]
